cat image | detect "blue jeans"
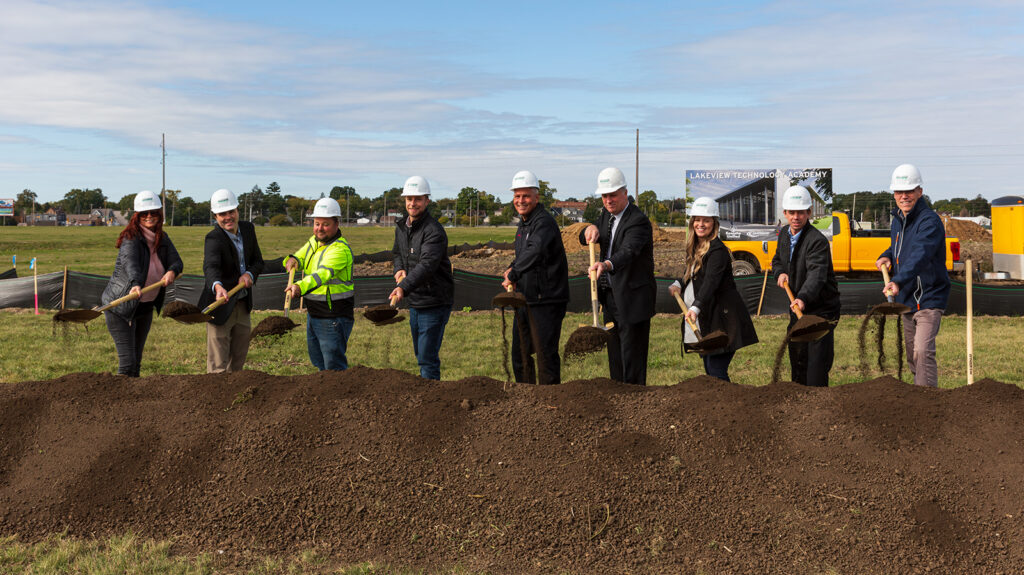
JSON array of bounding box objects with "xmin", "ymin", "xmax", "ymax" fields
[
  {"xmin": 307, "ymin": 315, "xmax": 354, "ymax": 371},
  {"xmin": 409, "ymin": 305, "xmax": 451, "ymax": 380}
]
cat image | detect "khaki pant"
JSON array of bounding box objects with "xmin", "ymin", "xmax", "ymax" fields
[
  {"xmin": 902, "ymin": 308, "xmax": 942, "ymax": 387},
  {"xmin": 207, "ymin": 304, "xmax": 251, "ymax": 373}
]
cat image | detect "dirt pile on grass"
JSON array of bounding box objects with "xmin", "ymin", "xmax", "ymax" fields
[
  {"xmin": 942, "ymin": 216, "xmax": 991, "ymax": 241},
  {"xmin": 560, "ymin": 222, "xmax": 590, "ymax": 254},
  {"xmin": 3, "ymin": 370, "xmax": 1024, "ymax": 573}
]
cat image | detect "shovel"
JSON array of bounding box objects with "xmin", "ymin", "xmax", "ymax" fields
[
  {"xmin": 875, "ymin": 265, "xmax": 911, "ymax": 315},
  {"xmin": 672, "ymin": 292, "xmax": 728, "ymax": 353},
  {"xmin": 171, "ymin": 283, "xmax": 246, "ymax": 324},
  {"xmin": 54, "ymin": 280, "xmax": 166, "ymax": 324},
  {"xmin": 492, "ymin": 284, "xmax": 527, "ymax": 308},
  {"xmin": 365, "ymin": 294, "xmax": 402, "ymax": 325},
  {"xmin": 783, "ymin": 281, "xmax": 830, "ymax": 342},
  {"xmin": 564, "ymin": 242, "xmax": 612, "ymax": 358}
]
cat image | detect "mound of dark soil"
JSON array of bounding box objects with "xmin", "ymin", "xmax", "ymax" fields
[
  {"xmin": 2, "ymin": 370, "xmax": 1023, "ymax": 573},
  {"xmin": 162, "ymin": 300, "xmax": 203, "ymax": 318},
  {"xmin": 251, "ymin": 315, "xmax": 299, "ymax": 337}
]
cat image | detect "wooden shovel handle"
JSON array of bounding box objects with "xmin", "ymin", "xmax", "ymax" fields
[
  {"xmin": 673, "ymin": 292, "xmax": 702, "ymax": 335},
  {"xmin": 389, "ymin": 294, "xmax": 399, "ymax": 307},
  {"xmin": 202, "ymin": 282, "xmax": 246, "ymax": 314},
  {"xmin": 283, "ymin": 268, "xmax": 296, "ymax": 310},
  {"xmin": 880, "ymin": 265, "xmax": 896, "ymax": 299},
  {"xmin": 782, "ymin": 281, "xmax": 804, "ymax": 319},
  {"xmin": 97, "ymin": 280, "xmax": 165, "ymax": 312}
]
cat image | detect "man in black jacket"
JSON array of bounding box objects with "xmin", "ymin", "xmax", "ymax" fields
[
  {"xmin": 199, "ymin": 188, "xmax": 265, "ymax": 373},
  {"xmin": 502, "ymin": 170, "xmax": 570, "ymax": 385},
  {"xmin": 390, "ymin": 176, "xmax": 454, "ymax": 380},
  {"xmin": 771, "ymin": 185, "xmax": 840, "ymax": 386},
  {"xmin": 579, "ymin": 167, "xmax": 657, "ymax": 385}
]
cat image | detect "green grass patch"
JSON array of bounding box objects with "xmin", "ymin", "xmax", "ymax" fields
[
  {"xmin": 0, "ymin": 226, "xmax": 516, "ymax": 276},
  {"xmin": 1, "ymin": 309, "xmax": 1018, "ymax": 387}
]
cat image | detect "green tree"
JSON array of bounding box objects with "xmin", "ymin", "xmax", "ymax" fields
[
  {"xmin": 264, "ymin": 182, "xmax": 286, "ymax": 217},
  {"xmin": 16, "ymin": 189, "xmax": 37, "ymax": 217},
  {"xmin": 269, "ymin": 214, "xmax": 291, "ymax": 226},
  {"xmin": 286, "ymin": 196, "xmax": 315, "ymax": 224},
  {"xmin": 61, "ymin": 188, "xmax": 106, "ymax": 214},
  {"xmin": 537, "ymin": 180, "xmax": 557, "ymax": 208},
  {"xmin": 116, "ymin": 194, "xmax": 134, "ymax": 214},
  {"xmin": 583, "ymin": 197, "xmax": 603, "ymax": 224}
]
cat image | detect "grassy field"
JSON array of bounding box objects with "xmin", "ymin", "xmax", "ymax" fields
[
  {"xmin": 0, "ymin": 225, "xmax": 517, "ymax": 276},
  {"xmin": 0, "ymin": 308, "xmax": 1018, "ymax": 387}
]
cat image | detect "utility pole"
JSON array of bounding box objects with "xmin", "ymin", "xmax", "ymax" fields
[
  {"xmin": 635, "ymin": 128, "xmax": 639, "ymax": 203},
  {"xmin": 161, "ymin": 134, "xmax": 166, "ymax": 215}
]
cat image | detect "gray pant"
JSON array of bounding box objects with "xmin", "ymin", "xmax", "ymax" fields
[{"xmin": 902, "ymin": 308, "xmax": 942, "ymax": 387}]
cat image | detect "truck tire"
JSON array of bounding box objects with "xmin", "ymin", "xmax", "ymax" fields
[{"xmin": 732, "ymin": 259, "xmax": 757, "ymax": 276}]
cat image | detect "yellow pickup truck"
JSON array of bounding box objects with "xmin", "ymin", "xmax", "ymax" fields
[{"xmin": 724, "ymin": 211, "xmax": 963, "ymax": 276}]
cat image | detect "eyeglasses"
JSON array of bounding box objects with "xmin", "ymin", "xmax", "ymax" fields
[{"xmin": 139, "ymin": 210, "xmax": 161, "ymax": 219}]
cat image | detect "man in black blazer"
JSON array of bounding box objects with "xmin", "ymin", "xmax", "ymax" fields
[
  {"xmin": 578, "ymin": 167, "xmax": 657, "ymax": 385},
  {"xmin": 198, "ymin": 188, "xmax": 265, "ymax": 373},
  {"xmin": 771, "ymin": 185, "xmax": 839, "ymax": 386}
]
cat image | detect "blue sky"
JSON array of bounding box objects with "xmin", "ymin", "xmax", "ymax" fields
[{"xmin": 2, "ymin": 0, "xmax": 1023, "ymax": 205}]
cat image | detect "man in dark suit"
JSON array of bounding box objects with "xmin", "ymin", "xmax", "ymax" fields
[
  {"xmin": 578, "ymin": 167, "xmax": 657, "ymax": 385},
  {"xmin": 198, "ymin": 188, "xmax": 265, "ymax": 373},
  {"xmin": 771, "ymin": 185, "xmax": 840, "ymax": 386}
]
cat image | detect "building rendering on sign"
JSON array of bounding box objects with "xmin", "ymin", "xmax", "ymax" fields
[{"xmin": 686, "ymin": 169, "xmax": 831, "ymax": 226}]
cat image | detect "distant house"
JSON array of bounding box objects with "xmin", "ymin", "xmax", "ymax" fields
[
  {"xmin": 24, "ymin": 207, "xmax": 66, "ymax": 226},
  {"xmin": 551, "ymin": 201, "xmax": 587, "ymax": 223},
  {"xmin": 90, "ymin": 208, "xmax": 126, "ymax": 226},
  {"xmin": 67, "ymin": 214, "xmax": 94, "ymax": 226}
]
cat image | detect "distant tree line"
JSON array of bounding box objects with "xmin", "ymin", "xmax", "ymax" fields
[
  {"xmin": 833, "ymin": 191, "xmax": 992, "ymax": 227},
  {"xmin": 11, "ymin": 181, "xmax": 699, "ymax": 227}
]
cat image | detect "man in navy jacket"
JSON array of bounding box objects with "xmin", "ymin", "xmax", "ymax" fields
[
  {"xmin": 876, "ymin": 164, "xmax": 950, "ymax": 387},
  {"xmin": 503, "ymin": 170, "xmax": 569, "ymax": 385}
]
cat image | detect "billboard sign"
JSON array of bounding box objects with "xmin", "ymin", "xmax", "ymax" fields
[
  {"xmin": 0, "ymin": 198, "xmax": 13, "ymax": 217},
  {"xmin": 685, "ymin": 168, "xmax": 832, "ymax": 226}
]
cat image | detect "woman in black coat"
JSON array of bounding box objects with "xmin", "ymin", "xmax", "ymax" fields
[
  {"xmin": 101, "ymin": 191, "xmax": 182, "ymax": 376},
  {"xmin": 668, "ymin": 197, "xmax": 758, "ymax": 382}
]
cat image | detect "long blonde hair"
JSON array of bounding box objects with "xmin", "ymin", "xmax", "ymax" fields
[{"xmin": 682, "ymin": 216, "xmax": 721, "ymax": 283}]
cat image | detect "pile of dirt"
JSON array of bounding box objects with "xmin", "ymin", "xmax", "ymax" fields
[
  {"xmin": 942, "ymin": 216, "xmax": 991, "ymax": 241},
  {"xmin": 250, "ymin": 316, "xmax": 299, "ymax": 337},
  {"xmin": 561, "ymin": 222, "xmax": 590, "ymax": 254},
  {"xmin": 2, "ymin": 369, "xmax": 1023, "ymax": 573},
  {"xmin": 162, "ymin": 300, "xmax": 203, "ymax": 319}
]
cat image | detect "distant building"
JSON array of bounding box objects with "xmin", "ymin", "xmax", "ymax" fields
[
  {"xmin": 23, "ymin": 208, "xmax": 66, "ymax": 226},
  {"xmin": 551, "ymin": 201, "xmax": 587, "ymax": 223}
]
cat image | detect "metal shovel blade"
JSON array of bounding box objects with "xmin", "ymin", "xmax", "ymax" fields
[
  {"xmin": 788, "ymin": 314, "xmax": 830, "ymax": 342},
  {"xmin": 564, "ymin": 325, "xmax": 610, "ymax": 359},
  {"xmin": 372, "ymin": 315, "xmax": 406, "ymax": 327},
  {"xmin": 53, "ymin": 308, "xmax": 102, "ymax": 324},
  {"xmin": 170, "ymin": 312, "xmax": 214, "ymax": 324},
  {"xmin": 492, "ymin": 291, "xmax": 527, "ymax": 308},
  {"xmin": 364, "ymin": 304, "xmax": 399, "ymax": 323},
  {"xmin": 874, "ymin": 301, "xmax": 911, "ymax": 315}
]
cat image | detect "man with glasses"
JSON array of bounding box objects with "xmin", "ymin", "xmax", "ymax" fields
[
  {"xmin": 875, "ymin": 164, "xmax": 950, "ymax": 387},
  {"xmin": 199, "ymin": 188, "xmax": 265, "ymax": 373}
]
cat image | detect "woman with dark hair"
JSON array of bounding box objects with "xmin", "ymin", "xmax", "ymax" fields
[
  {"xmin": 668, "ymin": 196, "xmax": 757, "ymax": 382},
  {"xmin": 101, "ymin": 190, "xmax": 182, "ymax": 376}
]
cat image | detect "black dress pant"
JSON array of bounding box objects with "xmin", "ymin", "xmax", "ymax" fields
[
  {"xmin": 787, "ymin": 314, "xmax": 836, "ymax": 387},
  {"xmin": 104, "ymin": 302, "xmax": 155, "ymax": 377},
  {"xmin": 512, "ymin": 302, "xmax": 566, "ymax": 385},
  {"xmin": 602, "ymin": 290, "xmax": 651, "ymax": 385}
]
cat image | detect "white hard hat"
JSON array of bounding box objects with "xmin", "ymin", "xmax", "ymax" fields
[
  {"xmin": 510, "ymin": 170, "xmax": 539, "ymax": 191},
  {"xmin": 210, "ymin": 188, "xmax": 239, "ymax": 214},
  {"xmin": 781, "ymin": 185, "xmax": 813, "ymax": 211},
  {"xmin": 891, "ymin": 164, "xmax": 923, "ymax": 192},
  {"xmin": 689, "ymin": 196, "xmax": 720, "ymax": 218},
  {"xmin": 310, "ymin": 197, "xmax": 342, "ymax": 218},
  {"xmin": 401, "ymin": 176, "xmax": 431, "ymax": 197},
  {"xmin": 134, "ymin": 190, "xmax": 162, "ymax": 212},
  {"xmin": 595, "ymin": 167, "xmax": 627, "ymax": 195}
]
